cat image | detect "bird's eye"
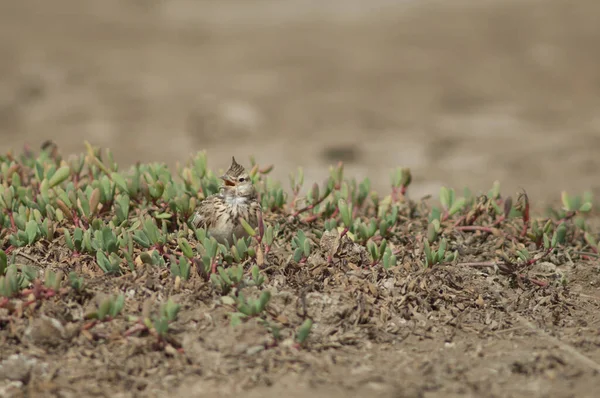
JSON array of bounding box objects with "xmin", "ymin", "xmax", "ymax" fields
[{"xmin": 238, "ymin": 177, "xmax": 246, "ymax": 182}]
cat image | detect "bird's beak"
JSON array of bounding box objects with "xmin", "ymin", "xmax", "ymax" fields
[{"xmin": 220, "ymin": 175, "xmax": 236, "ymax": 186}]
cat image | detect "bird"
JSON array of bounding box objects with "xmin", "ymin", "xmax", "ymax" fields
[{"xmin": 191, "ymin": 156, "xmax": 262, "ymax": 246}]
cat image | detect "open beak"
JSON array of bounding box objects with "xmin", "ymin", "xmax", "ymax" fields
[{"xmin": 220, "ymin": 175, "xmax": 236, "ymax": 186}]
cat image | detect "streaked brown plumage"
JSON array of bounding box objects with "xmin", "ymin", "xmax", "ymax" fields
[{"xmin": 191, "ymin": 157, "xmax": 261, "ymax": 245}]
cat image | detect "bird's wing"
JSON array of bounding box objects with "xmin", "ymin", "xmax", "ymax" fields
[{"xmin": 191, "ymin": 195, "xmax": 221, "ymax": 229}]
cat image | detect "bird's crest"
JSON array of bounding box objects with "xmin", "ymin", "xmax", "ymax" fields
[{"xmin": 225, "ymin": 156, "xmax": 246, "ymax": 178}]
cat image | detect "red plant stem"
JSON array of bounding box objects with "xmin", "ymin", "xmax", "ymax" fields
[
  {"xmin": 291, "ymin": 192, "xmax": 330, "ymax": 217},
  {"xmin": 468, "ymin": 208, "xmax": 487, "ymax": 226},
  {"xmin": 524, "ymin": 247, "xmax": 554, "ymax": 266},
  {"xmin": 302, "ymin": 214, "xmax": 319, "ymax": 223},
  {"xmin": 8, "ymin": 212, "xmax": 16, "ymax": 231},
  {"xmin": 72, "ymin": 213, "xmax": 82, "ymax": 229},
  {"xmin": 441, "ymin": 211, "xmax": 449, "ymax": 222},
  {"xmin": 520, "ymin": 223, "xmax": 528, "ymax": 238},
  {"xmin": 339, "ymin": 227, "xmax": 349, "ymax": 239},
  {"xmin": 558, "ymin": 211, "xmax": 576, "ymax": 223},
  {"xmin": 83, "ymin": 315, "xmax": 113, "ymax": 331},
  {"xmin": 454, "ymin": 211, "xmax": 485, "ymax": 227},
  {"xmin": 33, "ymin": 280, "xmax": 43, "ymax": 298},
  {"xmin": 153, "ymin": 244, "xmax": 165, "ymax": 255},
  {"xmin": 391, "ymin": 184, "xmax": 408, "ymax": 203},
  {"xmin": 21, "ymin": 282, "xmax": 47, "ymax": 297},
  {"xmin": 82, "ymin": 320, "xmax": 98, "ymax": 330},
  {"xmin": 492, "ymin": 216, "xmax": 506, "ymax": 227},
  {"xmin": 453, "ymin": 215, "xmax": 466, "ymax": 227},
  {"xmin": 19, "ymin": 285, "xmax": 59, "ymax": 309},
  {"xmin": 124, "ymin": 323, "xmax": 148, "ymax": 337},
  {"xmin": 518, "ymin": 274, "xmax": 548, "ymax": 287},
  {"xmin": 521, "ymin": 200, "xmax": 530, "ymax": 238}
]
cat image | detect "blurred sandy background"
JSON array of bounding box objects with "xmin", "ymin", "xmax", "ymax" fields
[{"xmin": 1, "ymin": 0, "xmax": 599, "ymax": 202}]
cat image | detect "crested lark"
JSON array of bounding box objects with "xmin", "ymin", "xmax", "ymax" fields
[{"xmin": 191, "ymin": 156, "xmax": 261, "ymax": 246}]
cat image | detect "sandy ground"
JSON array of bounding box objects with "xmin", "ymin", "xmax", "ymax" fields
[
  {"xmin": 1, "ymin": 0, "xmax": 600, "ymax": 201},
  {"xmin": 1, "ymin": 1, "xmax": 600, "ymax": 397}
]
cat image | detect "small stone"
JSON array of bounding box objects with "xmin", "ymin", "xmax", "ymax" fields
[
  {"xmin": 24, "ymin": 316, "xmax": 66, "ymax": 348},
  {"xmin": 476, "ymin": 295, "xmax": 485, "ymax": 307},
  {"xmin": 245, "ymin": 345, "xmax": 265, "ymax": 356},
  {"xmin": 536, "ymin": 262, "xmax": 557, "ymax": 273},
  {"xmin": 0, "ymin": 380, "xmax": 24, "ymax": 398},
  {"xmin": 164, "ymin": 344, "xmax": 178, "ymax": 357},
  {"xmin": 382, "ymin": 278, "xmax": 395, "ymax": 291},
  {"xmin": 0, "ymin": 354, "xmax": 36, "ymax": 382}
]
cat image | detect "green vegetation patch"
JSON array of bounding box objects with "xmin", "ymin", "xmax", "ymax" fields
[{"xmin": 0, "ymin": 141, "xmax": 598, "ymax": 355}]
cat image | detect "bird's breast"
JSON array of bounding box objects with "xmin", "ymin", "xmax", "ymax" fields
[{"xmin": 225, "ymin": 195, "xmax": 249, "ymax": 212}]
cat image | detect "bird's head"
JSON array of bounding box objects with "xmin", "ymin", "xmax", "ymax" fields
[{"xmin": 220, "ymin": 156, "xmax": 255, "ymax": 198}]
